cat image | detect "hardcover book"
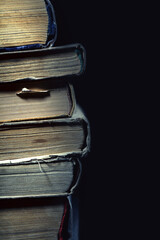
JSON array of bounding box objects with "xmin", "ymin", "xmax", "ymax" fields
[
  {"xmin": 0, "ymin": 197, "xmax": 68, "ymax": 240},
  {"xmin": 0, "ymin": 80, "xmax": 75, "ymax": 123},
  {"xmin": 0, "ymin": 159, "xmax": 81, "ymax": 199},
  {"xmin": 0, "ymin": 44, "xmax": 86, "ymax": 83},
  {"xmin": 0, "ymin": 0, "xmax": 57, "ymax": 51},
  {"xmin": 0, "ymin": 105, "xmax": 90, "ymax": 163}
]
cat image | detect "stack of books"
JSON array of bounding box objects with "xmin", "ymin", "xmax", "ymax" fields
[{"xmin": 0, "ymin": 1, "xmax": 90, "ymax": 240}]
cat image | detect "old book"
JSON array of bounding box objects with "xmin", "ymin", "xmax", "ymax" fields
[
  {"xmin": 0, "ymin": 197, "xmax": 67, "ymax": 240},
  {"xmin": 0, "ymin": 44, "xmax": 86, "ymax": 83},
  {"xmin": 0, "ymin": 106, "xmax": 90, "ymax": 162},
  {"xmin": 0, "ymin": 159, "xmax": 81, "ymax": 199},
  {"xmin": 0, "ymin": 80, "xmax": 75, "ymax": 123},
  {"xmin": 0, "ymin": 0, "xmax": 57, "ymax": 50}
]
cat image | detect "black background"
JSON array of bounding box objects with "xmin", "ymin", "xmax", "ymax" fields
[
  {"xmin": 51, "ymin": 1, "xmax": 108, "ymax": 239},
  {"xmin": 50, "ymin": 2, "xmax": 148, "ymax": 240}
]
